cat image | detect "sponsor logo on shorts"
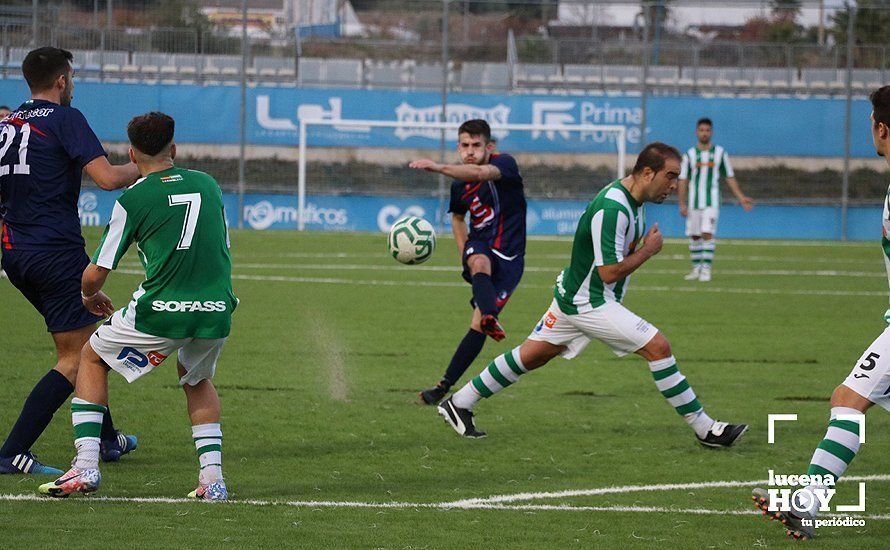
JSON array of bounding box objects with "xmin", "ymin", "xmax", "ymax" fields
[
  {"xmin": 147, "ymin": 351, "xmax": 168, "ymax": 366},
  {"xmin": 151, "ymin": 300, "xmax": 227, "ymax": 312},
  {"xmin": 117, "ymin": 347, "xmax": 148, "ymax": 372},
  {"xmin": 544, "ymin": 312, "xmax": 557, "ymax": 328}
]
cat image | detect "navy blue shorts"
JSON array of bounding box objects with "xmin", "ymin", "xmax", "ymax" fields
[
  {"xmin": 462, "ymin": 240, "xmax": 524, "ymax": 313},
  {"xmin": 1, "ymin": 247, "xmax": 103, "ymax": 333}
]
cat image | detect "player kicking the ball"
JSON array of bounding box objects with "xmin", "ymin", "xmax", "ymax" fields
[
  {"xmin": 437, "ymin": 142, "xmax": 747, "ymax": 448},
  {"xmin": 39, "ymin": 112, "xmax": 237, "ymax": 500},
  {"xmin": 410, "ymin": 119, "xmax": 527, "ymax": 405},
  {"xmin": 752, "ymin": 86, "xmax": 890, "ymax": 541}
]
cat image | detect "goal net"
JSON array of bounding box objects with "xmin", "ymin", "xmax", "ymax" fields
[{"xmin": 296, "ymin": 118, "xmax": 628, "ymax": 231}]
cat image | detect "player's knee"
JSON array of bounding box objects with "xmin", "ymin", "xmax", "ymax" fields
[
  {"xmin": 467, "ymin": 254, "xmax": 491, "ymax": 275},
  {"xmin": 53, "ymin": 358, "xmax": 79, "ymax": 383},
  {"xmin": 519, "ymin": 340, "xmax": 562, "ymax": 371},
  {"xmin": 829, "ymin": 384, "xmax": 870, "ymax": 411},
  {"xmin": 645, "ymin": 333, "xmax": 672, "ymax": 359}
]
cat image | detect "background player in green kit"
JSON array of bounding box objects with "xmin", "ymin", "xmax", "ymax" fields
[
  {"xmin": 39, "ymin": 112, "xmax": 237, "ymax": 500},
  {"xmin": 437, "ymin": 142, "xmax": 747, "ymax": 448},
  {"xmin": 678, "ymin": 118, "xmax": 753, "ymax": 282}
]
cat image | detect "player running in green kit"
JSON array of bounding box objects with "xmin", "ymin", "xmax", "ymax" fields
[{"xmin": 39, "ymin": 112, "xmax": 237, "ymax": 500}]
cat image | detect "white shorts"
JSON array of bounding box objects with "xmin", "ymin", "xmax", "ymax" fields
[
  {"xmin": 685, "ymin": 207, "xmax": 719, "ymax": 237},
  {"xmin": 90, "ymin": 310, "xmax": 226, "ymax": 386},
  {"xmin": 842, "ymin": 326, "xmax": 890, "ymax": 412},
  {"xmin": 527, "ymin": 299, "xmax": 658, "ymax": 359}
]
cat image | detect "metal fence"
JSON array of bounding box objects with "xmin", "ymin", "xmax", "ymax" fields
[
  {"xmin": 2, "ymin": 0, "xmax": 889, "ymax": 238},
  {"xmin": 3, "ymin": 21, "xmax": 889, "ymax": 69}
]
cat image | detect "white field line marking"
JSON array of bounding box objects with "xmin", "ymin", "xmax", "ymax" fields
[
  {"xmin": 113, "ymin": 270, "xmax": 888, "ymax": 297},
  {"xmin": 443, "ymin": 474, "xmax": 890, "ymax": 507},
  {"xmin": 243, "ymin": 252, "xmax": 880, "ymax": 266},
  {"xmin": 526, "ymin": 237, "xmax": 874, "ymax": 248},
  {"xmin": 0, "ymin": 492, "xmax": 887, "ymax": 520},
  {"xmin": 2, "ymin": 474, "xmax": 889, "ymax": 520},
  {"xmin": 0, "ymin": 494, "xmax": 759, "ymax": 516},
  {"xmin": 120, "ymin": 262, "xmax": 886, "ymax": 279}
]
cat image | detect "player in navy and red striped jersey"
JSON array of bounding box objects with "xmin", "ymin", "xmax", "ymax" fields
[
  {"xmin": 409, "ymin": 119, "xmax": 527, "ymax": 405},
  {"xmin": 0, "ymin": 47, "xmax": 140, "ymax": 474}
]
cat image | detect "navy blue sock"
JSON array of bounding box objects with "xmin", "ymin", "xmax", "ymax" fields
[
  {"xmin": 442, "ymin": 329, "xmax": 487, "ymax": 387},
  {"xmin": 0, "ymin": 369, "xmax": 73, "ymax": 457},
  {"xmin": 101, "ymin": 405, "xmax": 116, "ymax": 442},
  {"xmin": 471, "ymin": 273, "xmax": 498, "ymax": 316}
]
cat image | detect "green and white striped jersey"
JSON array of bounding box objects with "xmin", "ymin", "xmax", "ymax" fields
[
  {"xmin": 882, "ymin": 186, "xmax": 890, "ymax": 322},
  {"xmin": 93, "ymin": 167, "xmax": 237, "ymax": 339},
  {"xmin": 679, "ymin": 145, "xmax": 734, "ymax": 210},
  {"xmin": 554, "ymin": 180, "xmax": 645, "ymax": 314}
]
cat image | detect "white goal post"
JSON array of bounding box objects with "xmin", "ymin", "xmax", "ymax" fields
[{"xmin": 297, "ymin": 119, "xmax": 628, "ymax": 231}]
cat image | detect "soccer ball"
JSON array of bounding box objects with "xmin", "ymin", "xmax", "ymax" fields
[{"xmin": 387, "ymin": 216, "xmax": 436, "ymax": 264}]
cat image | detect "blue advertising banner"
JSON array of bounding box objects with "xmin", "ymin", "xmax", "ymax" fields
[
  {"xmin": 0, "ymin": 78, "xmax": 877, "ymax": 157},
  {"xmin": 77, "ymin": 189, "xmax": 880, "ymax": 241}
]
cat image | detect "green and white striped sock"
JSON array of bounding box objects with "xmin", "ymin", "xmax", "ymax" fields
[
  {"xmin": 793, "ymin": 407, "xmax": 864, "ymax": 518},
  {"xmin": 193, "ymin": 423, "xmax": 223, "ymax": 485},
  {"xmin": 451, "ymin": 347, "xmax": 527, "ymax": 410},
  {"xmin": 648, "ymin": 357, "xmax": 713, "ymax": 438},
  {"xmin": 701, "ymin": 239, "xmax": 715, "ymax": 266},
  {"xmin": 689, "ymin": 239, "xmax": 703, "ymax": 267},
  {"xmin": 72, "ymin": 397, "xmax": 106, "ymax": 469},
  {"xmin": 807, "ymin": 407, "xmax": 862, "ymax": 480}
]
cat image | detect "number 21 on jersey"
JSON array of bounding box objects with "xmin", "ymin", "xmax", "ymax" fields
[{"xmin": 0, "ymin": 122, "xmax": 32, "ymax": 177}]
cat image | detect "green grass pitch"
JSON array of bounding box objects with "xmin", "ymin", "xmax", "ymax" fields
[{"xmin": 0, "ymin": 228, "xmax": 888, "ymax": 548}]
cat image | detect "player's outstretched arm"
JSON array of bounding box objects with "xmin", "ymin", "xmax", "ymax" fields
[
  {"xmin": 81, "ymin": 263, "xmax": 115, "ymax": 317},
  {"xmin": 726, "ymin": 177, "xmax": 753, "ymax": 211},
  {"xmin": 677, "ymin": 180, "xmax": 689, "ymax": 216},
  {"xmin": 84, "ymin": 156, "xmax": 141, "ymax": 190},
  {"xmin": 408, "ymin": 159, "xmax": 501, "ymax": 182},
  {"xmin": 597, "ymin": 224, "xmax": 663, "ymax": 284}
]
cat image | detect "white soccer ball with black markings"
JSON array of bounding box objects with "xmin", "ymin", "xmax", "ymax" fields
[{"xmin": 387, "ymin": 216, "xmax": 436, "ymax": 265}]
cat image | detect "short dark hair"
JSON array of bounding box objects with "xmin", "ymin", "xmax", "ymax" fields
[
  {"xmin": 632, "ymin": 142, "xmax": 682, "ymax": 175},
  {"xmin": 696, "ymin": 117, "xmax": 712, "ymax": 128},
  {"xmin": 127, "ymin": 112, "xmax": 175, "ymax": 157},
  {"xmin": 458, "ymin": 119, "xmax": 491, "ymax": 142},
  {"xmin": 871, "ymin": 86, "xmax": 890, "ymax": 128},
  {"xmin": 22, "ymin": 47, "xmax": 73, "ymax": 92},
  {"xmin": 0, "ymin": 105, "xmax": 9, "ymax": 110}
]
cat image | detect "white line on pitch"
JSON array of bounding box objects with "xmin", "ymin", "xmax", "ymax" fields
[
  {"xmin": 443, "ymin": 474, "xmax": 890, "ymax": 506},
  {"xmin": 0, "ymin": 494, "xmax": 755, "ymax": 515},
  {"xmin": 233, "ymin": 252, "xmax": 883, "ymax": 267},
  {"xmin": 113, "ymin": 270, "xmax": 888, "ymax": 297},
  {"xmin": 119, "ymin": 262, "xmax": 886, "ymax": 279},
  {"xmin": 235, "ymin": 252, "xmax": 882, "ymax": 267}
]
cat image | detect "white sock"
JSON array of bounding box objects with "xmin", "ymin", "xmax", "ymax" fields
[
  {"xmin": 71, "ymin": 397, "xmax": 104, "ymax": 470},
  {"xmin": 73, "ymin": 439, "xmax": 100, "ymax": 470},
  {"xmin": 193, "ymin": 423, "xmax": 223, "ymax": 485},
  {"xmin": 451, "ymin": 382, "xmax": 483, "ymax": 410},
  {"xmin": 686, "ymin": 410, "xmax": 715, "ymax": 439}
]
